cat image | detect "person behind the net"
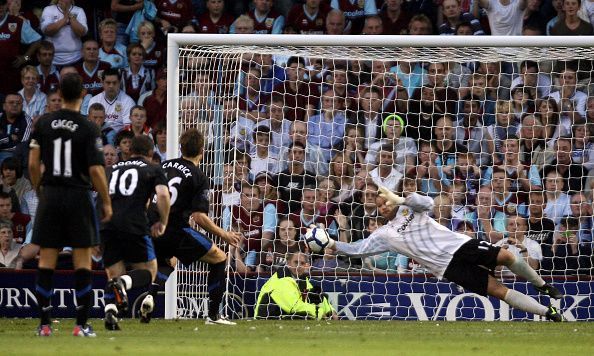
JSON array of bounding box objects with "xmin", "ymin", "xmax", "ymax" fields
[
  {"xmin": 318, "ymin": 185, "xmax": 564, "ymax": 322},
  {"xmin": 102, "ymin": 135, "xmax": 170, "ymax": 331},
  {"xmin": 140, "ymin": 128, "xmax": 242, "ymax": 325},
  {"xmin": 29, "ymin": 72, "xmax": 112, "ymax": 336}
]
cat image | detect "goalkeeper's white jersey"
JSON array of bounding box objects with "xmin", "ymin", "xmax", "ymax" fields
[{"xmin": 335, "ymin": 193, "xmax": 471, "ymax": 278}]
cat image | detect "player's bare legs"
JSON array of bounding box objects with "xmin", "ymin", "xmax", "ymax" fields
[
  {"xmin": 496, "ymin": 248, "xmax": 562, "ymax": 299},
  {"xmin": 200, "ymin": 245, "xmax": 235, "ymax": 325}
]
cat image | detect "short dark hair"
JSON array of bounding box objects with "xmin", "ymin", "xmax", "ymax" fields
[
  {"xmin": 130, "ymin": 105, "xmax": 146, "ymax": 116},
  {"xmin": 130, "ymin": 135, "xmax": 154, "ymax": 156},
  {"xmin": 101, "ymin": 68, "xmax": 120, "ymax": 81},
  {"xmin": 288, "ymin": 141, "xmax": 306, "ymax": 151},
  {"xmin": 60, "ymin": 73, "xmax": 84, "ymax": 102},
  {"xmin": 180, "ymin": 129, "xmax": 204, "ymax": 158},
  {"xmin": 0, "ymin": 191, "xmax": 12, "ymax": 202},
  {"xmin": 38, "ymin": 40, "xmax": 55, "ymax": 53},
  {"xmin": 286, "ymin": 56, "xmax": 305, "ymax": 68},
  {"xmin": 88, "ymin": 103, "xmax": 105, "ymax": 113},
  {"xmin": 115, "ymin": 130, "xmax": 134, "ymax": 146}
]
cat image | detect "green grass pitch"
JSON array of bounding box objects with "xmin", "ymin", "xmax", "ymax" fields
[{"xmin": 1, "ymin": 318, "xmax": 593, "ymax": 355}]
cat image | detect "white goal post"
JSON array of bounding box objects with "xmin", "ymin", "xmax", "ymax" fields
[{"xmin": 165, "ymin": 34, "xmax": 594, "ymax": 321}]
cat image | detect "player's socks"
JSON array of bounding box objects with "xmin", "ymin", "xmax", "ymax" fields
[
  {"xmin": 507, "ymin": 257, "xmax": 546, "ymax": 287},
  {"xmin": 157, "ymin": 266, "xmax": 174, "ymax": 287},
  {"xmin": 148, "ymin": 282, "xmax": 160, "ymax": 298},
  {"xmin": 207, "ymin": 261, "xmax": 226, "ymax": 320},
  {"xmin": 504, "ymin": 289, "xmax": 548, "ymax": 316},
  {"xmin": 74, "ymin": 269, "xmax": 93, "ymax": 326},
  {"xmin": 140, "ymin": 283, "xmax": 159, "ymax": 324},
  {"xmin": 35, "ymin": 268, "xmax": 54, "ymax": 326},
  {"xmin": 104, "ymin": 303, "xmax": 120, "ymax": 331},
  {"xmin": 121, "ymin": 269, "xmax": 153, "ymax": 290}
]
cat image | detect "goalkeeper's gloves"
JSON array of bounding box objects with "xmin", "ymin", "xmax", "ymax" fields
[{"xmin": 378, "ymin": 186, "xmax": 406, "ymax": 206}]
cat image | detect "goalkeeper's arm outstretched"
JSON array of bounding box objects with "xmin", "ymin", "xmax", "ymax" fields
[{"xmin": 309, "ymin": 185, "xmax": 564, "ymax": 322}]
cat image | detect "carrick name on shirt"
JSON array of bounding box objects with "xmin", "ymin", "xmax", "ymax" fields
[{"xmin": 162, "ymin": 161, "xmax": 192, "ymax": 178}]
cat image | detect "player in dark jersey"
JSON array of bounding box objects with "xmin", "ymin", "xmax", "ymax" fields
[
  {"xmin": 102, "ymin": 135, "xmax": 170, "ymax": 331},
  {"xmin": 29, "ymin": 73, "xmax": 112, "ymax": 337},
  {"xmin": 149, "ymin": 128, "xmax": 241, "ymax": 325}
]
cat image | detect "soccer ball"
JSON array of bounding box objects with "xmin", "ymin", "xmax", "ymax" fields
[{"xmin": 305, "ymin": 227, "xmax": 330, "ymax": 253}]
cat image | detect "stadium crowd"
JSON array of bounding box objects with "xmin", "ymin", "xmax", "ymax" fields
[{"xmin": 0, "ymin": 0, "xmax": 593, "ymax": 280}]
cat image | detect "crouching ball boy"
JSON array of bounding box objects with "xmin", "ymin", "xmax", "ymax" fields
[{"xmin": 311, "ymin": 186, "xmax": 563, "ymax": 321}]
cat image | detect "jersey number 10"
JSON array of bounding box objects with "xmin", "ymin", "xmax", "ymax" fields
[{"xmin": 109, "ymin": 169, "xmax": 139, "ymax": 196}]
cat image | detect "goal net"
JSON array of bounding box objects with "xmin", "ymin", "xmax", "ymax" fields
[{"xmin": 165, "ymin": 34, "xmax": 594, "ymax": 321}]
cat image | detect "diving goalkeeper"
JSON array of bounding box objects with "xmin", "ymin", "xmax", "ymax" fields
[{"xmin": 319, "ymin": 186, "xmax": 563, "ymax": 322}]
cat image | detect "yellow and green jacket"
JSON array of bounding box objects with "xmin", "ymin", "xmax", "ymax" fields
[{"xmin": 255, "ymin": 267, "xmax": 335, "ymax": 320}]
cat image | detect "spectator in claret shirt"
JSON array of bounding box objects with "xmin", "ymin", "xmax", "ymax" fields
[
  {"xmin": 231, "ymin": 0, "xmax": 285, "ymax": 34},
  {"xmin": 156, "ymin": 0, "xmax": 194, "ymax": 33},
  {"xmin": 273, "ymin": 56, "xmax": 320, "ymax": 121},
  {"xmin": 325, "ymin": 8, "xmax": 345, "ymax": 34},
  {"xmin": 75, "ymin": 40, "xmax": 111, "ymax": 97},
  {"xmin": 380, "ymin": 0, "xmax": 409, "ymax": 35},
  {"xmin": 36, "ymin": 41, "xmax": 60, "ymax": 95},
  {"xmin": 439, "ymin": 0, "xmax": 485, "ymax": 35},
  {"xmin": 361, "ymin": 15, "xmax": 383, "ymax": 34},
  {"xmin": 407, "ymin": 14, "xmax": 433, "ymax": 35},
  {"xmin": 196, "ymin": 0, "xmax": 235, "ymax": 34},
  {"xmin": 330, "ymin": 0, "xmax": 377, "ymax": 35},
  {"xmin": 287, "ymin": 0, "xmax": 329, "ymax": 35}
]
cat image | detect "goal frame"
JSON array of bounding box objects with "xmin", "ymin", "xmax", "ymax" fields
[{"xmin": 164, "ymin": 34, "xmax": 594, "ymax": 320}]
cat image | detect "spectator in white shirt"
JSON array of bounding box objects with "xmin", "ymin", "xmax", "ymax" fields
[
  {"xmin": 0, "ymin": 221, "xmax": 20, "ymax": 268},
  {"xmin": 548, "ymin": 66, "xmax": 588, "ymax": 119},
  {"xmin": 18, "ymin": 66, "xmax": 46, "ymax": 122},
  {"xmin": 495, "ymin": 214, "xmax": 542, "ymax": 276},
  {"xmin": 88, "ymin": 68, "xmax": 136, "ymax": 133},
  {"xmin": 476, "ymin": 0, "xmax": 526, "ymax": 35},
  {"xmin": 40, "ymin": 0, "xmax": 87, "ymax": 66},
  {"xmin": 369, "ymin": 143, "xmax": 403, "ymax": 191}
]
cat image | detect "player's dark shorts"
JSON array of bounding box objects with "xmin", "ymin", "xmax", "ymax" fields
[
  {"xmin": 153, "ymin": 228, "xmax": 213, "ymax": 266},
  {"xmin": 32, "ymin": 186, "xmax": 100, "ymax": 248},
  {"xmin": 443, "ymin": 239, "xmax": 501, "ymax": 296},
  {"xmin": 102, "ymin": 229, "xmax": 156, "ymax": 267}
]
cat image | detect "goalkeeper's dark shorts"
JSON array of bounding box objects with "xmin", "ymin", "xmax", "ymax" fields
[
  {"xmin": 153, "ymin": 227, "xmax": 213, "ymax": 267},
  {"xmin": 32, "ymin": 186, "xmax": 100, "ymax": 248},
  {"xmin": 443, "ymin": 239, "xmax": 501, "ymax": 296}
]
